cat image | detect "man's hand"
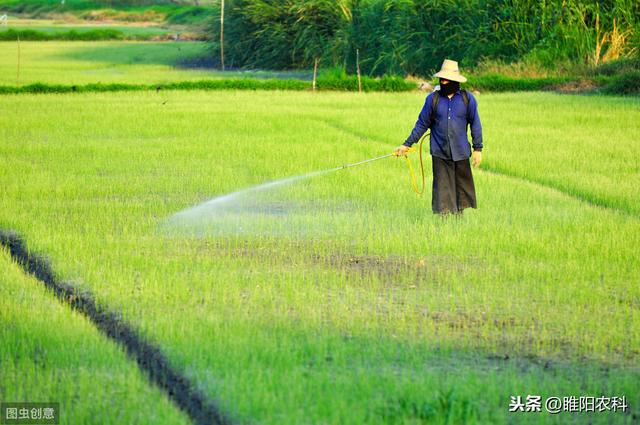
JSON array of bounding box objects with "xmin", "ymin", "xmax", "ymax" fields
[
  {"xmin": 394, "ymin": 145, "xmax": 410, "ymax": 157},
  {"xmin": 472, "ymin": 150, "xmax": 482, "ymax": 167}
]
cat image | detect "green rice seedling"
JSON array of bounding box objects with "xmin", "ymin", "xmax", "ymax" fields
[
  {"xmin": 0, "ymin": 90, "xmax": 638, "ymax": 424},
  {"xmin": 0, "ymin": 248, "xmax": 191, "ymax": 425}
]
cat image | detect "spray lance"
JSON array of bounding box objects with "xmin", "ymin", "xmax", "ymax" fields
[
  {"xmin": 168, "ymin": 132, "xmax": 430, "ymax": 224},
  {"xmin": 335, "ymin": 131, "xmax": 429, "ymax": 195}
]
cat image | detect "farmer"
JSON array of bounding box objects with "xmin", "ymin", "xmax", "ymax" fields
[{"xmin": 395, "ymin": 59, "xmax": 483, "ymax": 215}]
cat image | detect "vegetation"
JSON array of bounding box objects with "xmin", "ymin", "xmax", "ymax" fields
[
  {"xmin": 211, "ymin": 0, "xmax": 639, "ymax": 78},
  {"xmin": 9, "ymin": 74, "xmax": 640, "ymax": 95},
  {"xmin": 0, "ymin": 0, "xmax": 215, "ymax": 26},
  {"xmin": 604, "ymin": 70, "xmax": 640, "ymax": 95},
  {"xmin": 2, "ymin": 0, "xmax": 638, "ymax": 94},
  {"xmin": 1, "ymin": 2, "xmax": 637, "ymax": 424},
  {"xmin": 0, "ymin": 248, "xmax": 191, "ymax": 425},
  {"xmin": 1, "ymin": 90, "xmax": 639, "ymax": 423},
  {"xmin": 0, "ymin": 40, "xmax": 414, "ymax": 91},
  {"xmin": 0, "ymin": 77, "xmax": 416, "ymax": 94},
  {"xmin": 0, "ymin": 28, "xmax": 131, "ymax": 40},
  {"xmin": 0, "ymin": 18, "xmax": 178, "ymax": 40},
  {"xmin": 3, "ymin": 40, "xmax": 638, "ymax": 93},
  {"xmin": 0, "ymin": 41, "xmax": 218, "ymax": 85}
]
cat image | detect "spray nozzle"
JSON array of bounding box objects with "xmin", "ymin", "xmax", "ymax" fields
[{"xmin": 393, "ymin": 146, "xmax": 416, "ymax": 157}]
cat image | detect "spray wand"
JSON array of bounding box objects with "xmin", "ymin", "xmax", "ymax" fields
[{"xmin": 336, "ymin": 131, "xmax": 428, "ymax": 195}]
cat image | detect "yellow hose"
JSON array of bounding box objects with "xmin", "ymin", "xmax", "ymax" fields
[{"xmin": 402, "ymin": 131, "xmax": 428, "ymax": 195}]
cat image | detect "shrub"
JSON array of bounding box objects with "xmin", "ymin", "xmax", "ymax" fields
[
  {"xmin": 602, "ymin": 70, "xmax": 640, "ymax": 95},
  {"xmin": 592, "ymin": 57, "xmax": 640, "ymax": 76}
]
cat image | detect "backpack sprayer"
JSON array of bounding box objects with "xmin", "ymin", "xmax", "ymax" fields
[{"xmin": 334, "ymin": 131, "xmax": 429, "ymax": 195}]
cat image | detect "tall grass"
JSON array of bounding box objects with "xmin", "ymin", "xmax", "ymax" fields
[{"xmin": 211, "ymin": 0, "xmax": 639, "ymax": 77}]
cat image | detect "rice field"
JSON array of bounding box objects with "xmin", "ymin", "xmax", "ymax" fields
[
  {"xmin": 0, "ymin": 41, "xmax": 314, "ymax": 86},
  {"xmin": 1, "ymin": 87, "xmax": 639, "ymax": 424},
  {"xmin": 0, "ymin": 17, "xmax": 174, "ymax": 36},
  {"xmin": 0, "ymin": 248, "xmax": 191, "ymax": 425}
]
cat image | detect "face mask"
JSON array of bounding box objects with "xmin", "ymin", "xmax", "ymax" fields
[{"xmin": 439, "ymin": 80, "xmax": 460, "ymax": 96}]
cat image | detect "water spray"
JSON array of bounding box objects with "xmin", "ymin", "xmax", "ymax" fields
[{"xmin": 169, "ymin": 131, "xmax": 428, "ymax": 225}]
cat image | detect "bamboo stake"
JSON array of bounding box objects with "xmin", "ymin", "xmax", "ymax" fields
[
  {"xmin": 312, "ymin": 57, "xmax": 319, "ymax": 92},
  {"xmin": 220, "ymin": 0, "xmax": 225, "ymax": 71},
  {"xmin": 16, "ymin": 34, "xmax": 20, "ymax": 86},
  {"xmin": 356, "ymin": 48, "xmax": 362, "ymax": 93}
]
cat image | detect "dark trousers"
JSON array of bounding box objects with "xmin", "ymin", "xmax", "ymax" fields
[{"xmin": 431, "ymin": 156, "xmax": 477, "ymax": 214}]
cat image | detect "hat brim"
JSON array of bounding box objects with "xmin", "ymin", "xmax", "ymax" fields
[{"xmin": 433, "ymin": 70, "xmax": 467, "ymax": 83}]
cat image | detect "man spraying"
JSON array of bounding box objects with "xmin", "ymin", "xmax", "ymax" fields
[{"xmin": 395, "ymin": 59, "xmax": 483, "ymax": 215}]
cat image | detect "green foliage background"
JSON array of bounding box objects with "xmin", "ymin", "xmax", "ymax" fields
[{"xmin": 212, "ymin": 0, "xmax": 640, "ymax": 76}]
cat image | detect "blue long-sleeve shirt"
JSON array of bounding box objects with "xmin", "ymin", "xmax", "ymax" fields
[{"xmin": 403, "ymin": 90, "xmax": 483, "ymax": 161}]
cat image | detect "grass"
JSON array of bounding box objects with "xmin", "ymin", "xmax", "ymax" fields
[
  {"xmin": 0, "ymin": 17, "xmax": 173, "ymax": 36},
  {"xmin": 0, "ymin": 0, "xmax": 216, "ymax": 26},
  {"xmin": 0, "ymin": 41, "xmax": 213, "ymax": 85},
  {"xmin": 0, "ymin": 17, "xmax": 203, "ymax": 41},
  {"xmin": 0, "ymin": 41, "xmax": 322, "ymax": 85},
  {"xmin": 482, "ymin": 92, "xmax": 640, "ymax": 215},
  {"xmin": 0, "ymin": 41, "xmax": 412, "ymax": 92},
  {"xmin": 0, "ymin": 28, "xmax": 138, "ymax": 41},
  {"xmin": 0, "ymin": 90, "xmax": 638, "ymax": 423},
  {"xmin": 1, "ymin": 40, "xmax": 634, "ymax": 93},
  {"xmin": 0, "ymin": 247, "xmax": 191, "ymax": 425}
]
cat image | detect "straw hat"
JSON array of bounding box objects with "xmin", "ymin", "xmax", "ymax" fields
[{"xmin": 433, "ymin": 59, "xmax": 467, "ymax": 83}]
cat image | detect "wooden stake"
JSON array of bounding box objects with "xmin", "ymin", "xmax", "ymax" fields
[
  {"xmin": 356, "ymin": 48, "xmax": 362, "ymax": 93},
  {"xmin": 16, "ymin": 34, "xmax": 20, "ymax": 86},
  {"xmin": 220, "ymin": 0, "xmax": 225, "ymax": 71},
  {"xmin": 312, "ymin": 57, "xmax": 319, "ymax": 92}
]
